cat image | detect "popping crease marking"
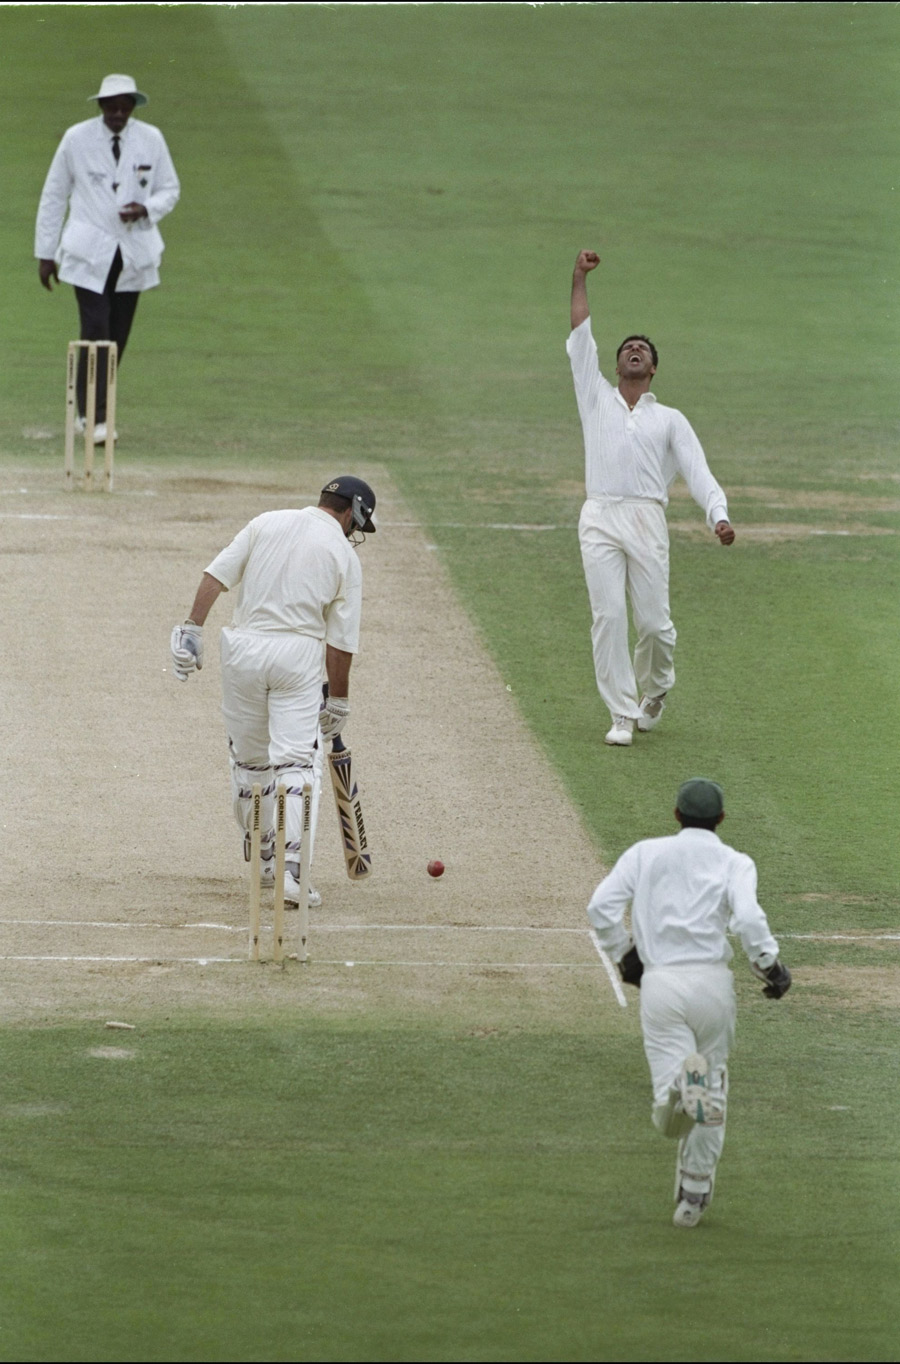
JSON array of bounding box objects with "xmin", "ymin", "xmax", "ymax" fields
[
  {"xmin": 0, "ymin": 955, "xmax": 602, "ymax": 968},
  {"xmin": 2, "ymin": 923, "xmax": 899, "ymax": 942},
  {"xmin": 375, "ymin": 522, "xmax": 898, "ymax": 538},
  {"xmin": 0, "ymin": 955, "xmax": 245, "ymax": 964}
]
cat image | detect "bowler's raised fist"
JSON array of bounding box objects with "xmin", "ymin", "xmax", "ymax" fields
[{"xmin": 575, "ymin": 250, "xmax": 601, "ymax": 272}]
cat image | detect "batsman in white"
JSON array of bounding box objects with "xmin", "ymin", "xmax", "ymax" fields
[
  {"xmin": 568, "ymin": 250, "xmax": 736, "ymax": 747},
  {"xmin": 587, "ymin": 778, "xmax": 791, "ymax": 1228},
  {"xmin": 170, "ymin": 476, "xmax": 376, "ymax": 909}
]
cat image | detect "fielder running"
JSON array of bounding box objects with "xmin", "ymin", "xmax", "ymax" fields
[
  {"xmin": 587, "ymin": 778, "xmax": 791, "ymax": 1228},
  {"xmin": 568, "ymin": 250, "xmax": 735, "ymax": 747},
  {"xmin": 170, "ymin": 476, "xmax": 376, "ymax": 909}
]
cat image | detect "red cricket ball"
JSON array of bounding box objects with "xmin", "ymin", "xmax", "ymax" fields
[{"xmin": 427, "ymin": 859, "xmax": 445, "ymax": 878}]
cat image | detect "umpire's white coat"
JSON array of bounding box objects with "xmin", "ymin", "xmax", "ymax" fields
[{"xmin": 35, "ymin": 116, "xmax": 180, "ymax": 292}]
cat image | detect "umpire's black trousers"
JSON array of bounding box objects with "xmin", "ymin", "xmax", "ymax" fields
[{"xmin": 74, "ymin": 249, "xmax": 140, "ymax": 420}]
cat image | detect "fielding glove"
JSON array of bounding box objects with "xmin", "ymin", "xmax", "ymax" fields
[
  {"xmin": 319, "ymin": 696, "xmax": 350, "ymax": 741},
  {"xmin": 617, "ymin": 943, "xmax": 644, "ymax": 988},
  {"xmin": 170, "ymin": 622, "xmax": 204, "ymax": 681},
  {"xmin": 752, "ymin": 959, "xmax": 792, "ymax": 999}
]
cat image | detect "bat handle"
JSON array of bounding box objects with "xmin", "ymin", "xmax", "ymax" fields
[{"xmin": 322, "ymin": 681, "xmax": 346, "ymax": 754}]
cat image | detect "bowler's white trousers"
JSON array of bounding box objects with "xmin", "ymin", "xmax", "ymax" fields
[
  {"xmin": 220, "ymin": 628, "xmax": 323, "ymax": 872},
  {"xmin": 578, "ymin": 498, "xmax": 676, "ymax": 722},
  {"xmin": 640, "ymin": 964, "xmax": 735, "ymax": 1195}
]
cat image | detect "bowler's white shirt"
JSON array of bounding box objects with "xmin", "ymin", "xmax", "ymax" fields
[
  {"xmin": 587, "ymin": 828, "xmax": 779, "ymax": 969},
  {"xmin": 567, "ymin": 319, "xmax": 729, "ymax": 529},
  {"xmin": 35, "ymin": 117, "xmax": 180, "ymax": 292},
  {"xmin": 205, "ymin": 507, "xmax": 362, "ymax": 652}
]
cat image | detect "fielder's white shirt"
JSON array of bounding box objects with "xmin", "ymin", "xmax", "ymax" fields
[
  {"xmin": 35, "ymin": 117, "xmax": 180, "ymax": 292},
  {"xmin": 587, "ymin": 828, "xmax": 779, "ymax": 969},
  {"xmin": 205, "ymin": 507, "xmax": 362, "ymax": 652},
  {"xmin": 567, "ymin": 319, "xmax": 729, "ymax": 529}
]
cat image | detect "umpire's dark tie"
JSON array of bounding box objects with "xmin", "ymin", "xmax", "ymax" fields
[{"xmin": 111, "ymin": 134, "xmax": 121, "ymax": 163}]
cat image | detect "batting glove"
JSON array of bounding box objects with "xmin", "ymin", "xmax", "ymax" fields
[
  {"xmin": 617, "ymin": 943, "xmax": 644, "ymax": 989},
  {"xmin": 319, "ymin": 696, "xmax": 350, "ymax": 740},
  {"xmin": 170, "ymin": 622, "xmax": 204, "ymax": 681},
  {"xmin": 752, "ymin": 959, "xmax": 792, "ymax": 999}
]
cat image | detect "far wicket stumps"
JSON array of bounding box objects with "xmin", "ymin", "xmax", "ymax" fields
[{"xmin": 64, "ymin": 339, "xmax": 117, "ymax": 492}]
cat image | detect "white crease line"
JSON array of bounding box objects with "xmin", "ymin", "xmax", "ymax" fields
[
  {"xmin": 3, "ymin": 923, "xmax": 899, "ymax": 943},
  {"xmin": 0, "ymin": 955, "xmax": 593, "ymax": 968},
  {"xmin": 312, "ymin": 924, "xmax": 588, "ymax": 934},
  {"xmin": 317, "ymin": 960, "xmax": 592, "ymax": 968},
  {"xmin": 384, "ymin": 521, "xmax": 564, "ymax": 532},
  {"xmin": 0, "ymin": 956, "xmax": 244, "ymax": 964},
  {"xmin": 782, "ymin": 932, "xmax": 900, "ymax": 942},
  {"xmin": 0, "ymin": 506, "xmax": 891, "ymax": 537},
  {"xmin": 0, "ymin": 920, "xmax": 588, "ymax": 934},
  {"xmin": 381, "ymin": 522, "xmax": 897, "ymax": 537},
  {"xmin": 0, "ymin": 919, "xmax": 244, "ymax": 931}
]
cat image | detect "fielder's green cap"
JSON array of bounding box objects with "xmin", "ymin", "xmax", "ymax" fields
[{"xmin": 676, "ymin": 778, "xmax": 724, "ymax": 819}]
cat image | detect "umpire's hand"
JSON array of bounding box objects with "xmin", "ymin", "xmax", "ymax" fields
[{"xmin": 39, "ymin": 259, "xmax": 59, "ymax": 291}]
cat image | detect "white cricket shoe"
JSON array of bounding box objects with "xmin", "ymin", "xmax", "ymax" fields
[
  {"xmin": 678, "ymin": 1053, "xmax": 725, "ymax": 1126},
  {"xmin": 284, "ymin": 884, "xmax": 322, "ymax": 911},
  {"xmin": 74, "ymin": 415, "xmax": 86, "ymax": 434},
  {"xmin": 636, "ymin": 693, "xmax": 667, "ymax": 732},
  {"xmin": 604, "ymin": 717, "xmax": 634, "ymax": 747},
  {"xmin": 673, "ymin": 1194, "xmax": 708, "ymax": 1228},
  {"xmin": 92, "ymin": 423, "xmax": 118, "ymax": 443}
]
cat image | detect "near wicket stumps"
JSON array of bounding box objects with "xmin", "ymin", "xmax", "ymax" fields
[
  {"xmin": 248, "ymin": 781, "xmax": 311, "ymax": 964},
  {"xmin": 64, "ymin": 339, "xmax": 117, "ymax": 492},
  {"xmin": 297, "ymin": 780, "xmax": 312, "ymax": 964}
]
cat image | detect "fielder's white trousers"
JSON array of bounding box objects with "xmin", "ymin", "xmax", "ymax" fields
[
  {"xmin": 640, "ymin": 964, "xmax": 735, "ymax": 1196},
  {"xmin": 220, "ymin": 628, "xmax": 324, "ymax": 871},
  {"xmin": 578, "ymin": 498, "xmax": 676, "ymax": 722}
]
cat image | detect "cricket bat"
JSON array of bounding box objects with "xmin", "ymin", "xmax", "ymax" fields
[{"xmin": 328, "ymin": 733, "xmax": 372, "ymax": 880}]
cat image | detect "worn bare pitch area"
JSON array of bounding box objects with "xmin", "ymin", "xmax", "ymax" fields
[{"xmin": 0, "ymin": 463, "xmax": 608, "ymax": 1025}]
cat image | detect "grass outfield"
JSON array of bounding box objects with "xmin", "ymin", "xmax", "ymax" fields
[
  {"xmin": 2, "ymin": 1006, "xmax": 898, "ymax": 1364},
  {"xmin": 1, "ymin": 4, "xmax": 899, "ymax": 1361}
]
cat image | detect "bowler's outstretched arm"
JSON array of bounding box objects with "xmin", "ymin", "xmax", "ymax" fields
[{"xmin": 571, "ymin": 249, "xmax": 600, "ymax": 330}]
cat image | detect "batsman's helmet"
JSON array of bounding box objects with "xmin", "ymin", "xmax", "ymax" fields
[{"xmin": 321, "ymin": 476, "xmax": 377, "ymax": 534}]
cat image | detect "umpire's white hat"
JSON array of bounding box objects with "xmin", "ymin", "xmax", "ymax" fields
[{"xmin": 88, "ymin": 74, "xmax": 148, "ymax": 106}]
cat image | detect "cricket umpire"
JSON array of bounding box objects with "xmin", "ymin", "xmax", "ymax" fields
[
  {"xmin": 587, "ymin": 778, "xmax": 791, "ymax": 1228},
  {"xmin": 568, "ymin": 249, "xmax": 735, "ymax": 747},
  {"xmin": 35, "ymin": 74, "xmax": 180, "ymax": 442},
  {"xmin": 171, "ymin": 477, "xmax": 376, "ymax": 909}
]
